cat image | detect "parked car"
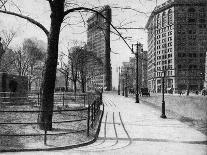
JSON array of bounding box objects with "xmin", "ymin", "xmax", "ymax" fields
[{"xmin": 141, "ymin": 88, "xmax": 150, "ymax": 97}]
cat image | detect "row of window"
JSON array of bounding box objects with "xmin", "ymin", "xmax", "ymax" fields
[
  {"xmin": 156, "ymin": 37, "xmax": 173, "ymax": 44},
  {"xmin": 156, "ymin": 59, "xmax": 172, "ymax": 66},
  {"xmin": 157, "ymin": 54, "xmax": 173, "ymax": 60},
  {"xmin": 157, "ymin": 70, "xmax": 173, "ymax": 77},
  {"xmin": 157, "ymin": 48, "xmax": 172, "ymax": 55},
  {"xmin": 156, "ymin": 42, "xmax": 172, "ymax": 49},
  {"xmin": 177, "ymin": 64, "xmax": 203, "ymax": 70},
  {"xmin": 156, "ymin": 29, "xmax": 173, "ymax": 35},
  {"xmin": 178, "ymin": 53, "xmax": 205, "ymax": 58}
]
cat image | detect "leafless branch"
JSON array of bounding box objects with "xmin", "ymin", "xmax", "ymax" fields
[
  {"xmin": 1, "ymin": 29, "xmax": 16, "ymax": 47},
  {"xmin": 78, "ymin": 11, "xmax": 86, "ymax": 27},
  {"xmin": 0, "ymin": 10, "xmax": 49, "ymax": 37},
  {"xmin": 112, "ymin": 6, "xmax": 149, "ymax": 17},
  {"xmin": 10, "ymin": 1, "xmax": 22, "ymax": 14}
]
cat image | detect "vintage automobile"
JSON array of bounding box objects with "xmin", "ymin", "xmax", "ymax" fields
[{"xmin": 140, "ymin": 88, "xmax": 150, "ymax": 97}]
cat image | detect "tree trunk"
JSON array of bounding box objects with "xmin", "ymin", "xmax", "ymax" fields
[
  {"xmin": 38, "ymin": 3, "xmax": 64, "ymax": 130},
  {"xmin": 74, "ymin": 80, "xmax": 77, "ymax": 93},
  {"xmin": 105, "ymin": 6, "xmax": 112, "ymax": 91},
  {"xmin": 65, "ymin": 74, "xmax": 69, "ymax": 92},
  {"xmin": 81, "ymin": 78, "xmax": 85, "ymax": 93}
]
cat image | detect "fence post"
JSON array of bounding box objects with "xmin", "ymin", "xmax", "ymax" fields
[
  {"xmin": 62, "ymin": 93, "xmax": 65, "ymax": 106},
  {"xmin": 100, "ymin": 92, "xmax": 102, "ymax": 104},
  {"xmin": 94, "ymin": 100, "xmax": 97, "ymax": 118},
  {"xmin": 87, "ymin": 105, "xmax": 90, "ymax": 136},
  {"xmin": 44, "ymin": 121, "xmax": 47, "ymax": 145},
  {"xmin": 91, "ymin": 102, "xmax": 94, "ymax": 128},
  {"xmin": 38, "ymin": 93, "xmax": 40, "ymax": 106}
]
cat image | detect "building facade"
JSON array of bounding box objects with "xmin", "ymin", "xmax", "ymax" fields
[
  {"xmin": 146, "ymin": 0, "xmax": 207, "ymax": 93},
  {"xmin": 86, "ymin": 5, "xmax": 112, "ymax": 91},
  {"xmin": 205, "ymin": 54, "xmax": 207, "ymax": 88}
]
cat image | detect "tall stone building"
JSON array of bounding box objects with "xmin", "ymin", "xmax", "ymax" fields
[
  {"xmin": 86, "ymin": 5, "xmax": 112, "ymax": 91},
  {"xmin": 146, "ymin": 0, "xmax": 207, "ymax": 93}
]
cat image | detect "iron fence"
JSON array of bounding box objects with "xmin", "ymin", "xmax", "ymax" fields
[{"xmin": 0, "ymin": 91, "xmax": 103, "ymax": 150}]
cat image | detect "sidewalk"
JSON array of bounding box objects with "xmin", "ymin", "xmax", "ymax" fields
[{"xmin": 97, "ymin": 92, "xmax": 207, "ymax": 155}]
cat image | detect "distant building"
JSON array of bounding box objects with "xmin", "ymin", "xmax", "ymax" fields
[
  {"xmin": 146, "ymin": 0, "xmax": 207, "ymax": 93},
  {"xmin": 86, "ymin": 5, "xmax": 112, "ymax": 91},
  {"xmin": 121, "ymin": 47, "xmax": 148, "ymax": 93}
]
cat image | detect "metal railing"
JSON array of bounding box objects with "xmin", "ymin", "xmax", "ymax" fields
[{"xmin": 0, "ymin": 91, "xmax": 103, "ymax": 150}]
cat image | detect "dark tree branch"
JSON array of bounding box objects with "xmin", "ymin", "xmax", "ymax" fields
[{"xmin": 0, "ymin": 10, "xmax": 49, "ymax": 36}]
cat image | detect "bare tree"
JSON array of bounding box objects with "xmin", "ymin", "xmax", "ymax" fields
[
  {"xmin": 0, "ymin": 29, "xmax": 16, "ymax": 67},
  {"xmin": 68, "ymin": 46, "xmax": 81, "ymax": 93},
  {"xmin": 22, "ymin": 38, "xmax": 46, "ymax": 91},
  {"xmin": 58, "ymin": 52, "xmax": 70, "ymax": 91},
  {"xmin": 12, "ymin": 47, "xmax": 30, "ymax": 76}
]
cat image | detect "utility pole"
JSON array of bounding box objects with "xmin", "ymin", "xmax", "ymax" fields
[
  {"xmin": 125, "ymin": 68, "xmax": 128, "ymax": 97},
  {"xmin": 135, "ymin": 51, "xmax": 139, "ymax": 103},
  {"xmin": 160, "ymin": 70, "xmax": 167, "ymax": 118},
  {"xmin": 132, "ymin": 42, "xmax": 143, "ymax": 103}
]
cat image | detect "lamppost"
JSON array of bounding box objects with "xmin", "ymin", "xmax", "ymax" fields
[
  {"xmin": 118, "ymin": 66, "xmax": 121, "ymax": 95},
  {"xmin": 132, "ymin": 42, "xmax": 143, "ymax": 103},
  {"xmin": 122, "ymin": 78, "xmax": 125, "ymax": 96},
  {"xmin": 160, "ymin": 70, "xmax": 167, "ymax": 118},
  {"xmin": 125, "ymin": 68, "xmax": 128, "ymax": 97}
]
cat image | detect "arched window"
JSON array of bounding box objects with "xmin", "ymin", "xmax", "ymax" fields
[
  {"xmin": 168, "ymin": 9, "xmax": 173, "ymax": 25},
  {"xmin": 162, "ymin": 11, "xmax": 166, "ymax": 27}
]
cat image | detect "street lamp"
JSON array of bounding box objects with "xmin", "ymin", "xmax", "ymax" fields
[
  {"xmin": 125, "ymin": 68, "xmax": 128, "ymax": 97},
  {"xmin": 121, "ymin": 68, "xmax": 125, "ymax": 96},
  {"xmin": 132, "ymin": 42, "xmax": 143, "ymax": 103},
  {"xmin": 160, "ymin": 70, "xmax": 167, "ymax": 118}
]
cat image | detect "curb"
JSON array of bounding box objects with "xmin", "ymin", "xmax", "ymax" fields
[{"xmin": 0, "ymin": 107, "xmax": 104, "ymax": 153}]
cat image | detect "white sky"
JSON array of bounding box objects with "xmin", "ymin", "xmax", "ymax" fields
[{"xmin": 0, "ymin": 0, "xmax": 167, "ymax": 88}]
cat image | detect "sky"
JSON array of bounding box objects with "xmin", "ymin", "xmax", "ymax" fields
[{"xmin": 0, "ymin": 0, "xmax": 167, "ymax": 88}]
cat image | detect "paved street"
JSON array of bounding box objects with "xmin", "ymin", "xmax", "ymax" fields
[{"xmin": 4, "ymin": 92, "xmax": 207, "ymax": 155}]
